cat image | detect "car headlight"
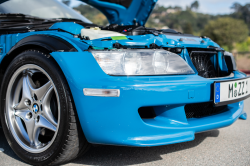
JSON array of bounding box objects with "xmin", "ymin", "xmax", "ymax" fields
[{"xmin": 91, "ymin": 49, "xmax": 195, "ymax": 76}]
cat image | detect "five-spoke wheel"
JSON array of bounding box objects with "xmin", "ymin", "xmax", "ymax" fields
[{"xmin": 6, "ymin": 64, "xmax": 59, "ymax": 153}]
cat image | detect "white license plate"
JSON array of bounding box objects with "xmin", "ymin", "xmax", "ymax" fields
[{"xmin": 214, "ymin": 77, "xmax": 250, "ymax": 106}]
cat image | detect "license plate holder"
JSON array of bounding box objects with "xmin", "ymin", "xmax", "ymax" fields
[{"xmin": 214, "ymin": 77, "xmax": 250, "ymax": 106}]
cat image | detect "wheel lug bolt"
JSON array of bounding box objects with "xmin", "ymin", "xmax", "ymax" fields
[
  {"xmin": 24, "ymin": 99, "xmax": 31, "ymax": 106},
  {"xmin": 26, "ymin": 112, "xmax": 32, "ymax": 119},
  {"xmin": 34, "ymin": 94, "xmax": 38, "ymax": 101},
  {"xmin": 36, "ymin": 116, "xmax": 40, "ymax": 123},
  {"xmin": 13, "ymin": 105, "xmax": 17, "ymax": 109}
]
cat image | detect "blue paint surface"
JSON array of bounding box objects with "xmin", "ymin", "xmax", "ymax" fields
[
  {"xmin": 50, "ymin": 22, "xmax": 84, "ymax": 35},
  {"xmin": 239, "ymin": 111, "xmax": 247, "ymax": 120},
  {"xmin": 0, "ymin": 20, "xmax": 247, "ymax": 146},
  {"xmin": 80, "ymin": 0, "xmax": 157, "ymax": 25},
  {"xmin": 51, "ymin": 51, "xmax": 246, "ymax": 146}
]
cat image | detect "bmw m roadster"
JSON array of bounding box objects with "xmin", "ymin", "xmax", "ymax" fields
[{"xmin": 0, "ymin": 0, "xmax": 248, "ymax": 165}]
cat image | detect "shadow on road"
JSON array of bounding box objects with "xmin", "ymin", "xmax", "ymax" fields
[
  {"xmin": 71, "ymin": 130, "xmax": 220, "ymax": 166},
  {"xmin": 0, "ymin": 128, "xmax": 220, "ymax": 166}
]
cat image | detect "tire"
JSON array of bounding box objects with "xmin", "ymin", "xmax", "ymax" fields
[{"xmin": 0, "ymin": 49, "xmax": 90, "ymax": 165}]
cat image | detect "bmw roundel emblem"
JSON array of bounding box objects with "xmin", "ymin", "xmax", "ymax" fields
[{"xmin": 33, "ymin": 104, "xmax": 39, "ymax": 114}]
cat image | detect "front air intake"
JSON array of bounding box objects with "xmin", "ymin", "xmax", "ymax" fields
[{"xmin": 184, "ymin": 102, "xmax": 228, "ymax": 119}]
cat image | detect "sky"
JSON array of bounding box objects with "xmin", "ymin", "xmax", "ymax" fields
[
  {"xmin": 69, "ymin": 0, "xmax": 249, "ymax": 15},
  {"xmin": 157, "ymin": 0, "xmax": 249, "ymax": 15}
]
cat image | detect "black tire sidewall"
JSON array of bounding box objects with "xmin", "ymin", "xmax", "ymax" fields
[{"xmin": 0, "ymin": 50, "xmax": 72, "ymax": 165}]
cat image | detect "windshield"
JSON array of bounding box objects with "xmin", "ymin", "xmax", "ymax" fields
[{"xmin": 0, "ymin": 0, "xmax": 92, "ymax": 23}]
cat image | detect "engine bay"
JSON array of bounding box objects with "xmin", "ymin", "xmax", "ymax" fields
[{"xmin": 101, "ymin": 24, "xmax": 198, "ymax": 37}]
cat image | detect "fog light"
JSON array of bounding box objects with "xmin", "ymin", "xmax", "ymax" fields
[{"xmin": 83, "ymin": 88, "xmax": 120, "ymax": 97}]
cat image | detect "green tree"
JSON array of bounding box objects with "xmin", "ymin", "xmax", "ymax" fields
[
  {"xmin": 202, "ymin": 17, "xmax": 249, "ymax": 51},
  {"xmin": 74, "ymin": 4, "xmax": 109, "ymax": 25},
  {"xmin": 235, "ymin": 37, "xmax": 250, "ymax": 52},
  {"xmin": 231, "ymin": 2, "xmax": 242, "ymax": 12},
  {"xmin": 183, "ymin": 22, "xmax": 193, "ymax": 34},
  {"xmin": 191, "ymin": 1, "xmax": 199, "ymax": 11},
  {"xmin": 230, "ymin": 3, "xmax": 250, "ymax": 33}
]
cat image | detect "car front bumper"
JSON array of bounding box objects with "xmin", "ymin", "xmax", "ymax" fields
[{"xmin": 52, "ymin": 52, "xmax": 247, "ymax": 147}]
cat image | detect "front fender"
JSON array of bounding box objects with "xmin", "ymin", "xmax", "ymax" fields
[{"xmin": 50, "ymin": 51, "xmax": 108, "ymax": 139}]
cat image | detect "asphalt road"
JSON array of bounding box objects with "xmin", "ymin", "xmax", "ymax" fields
[{"xmin": 1, "ymin": 99, "xmax": 250, "ymax": 166}]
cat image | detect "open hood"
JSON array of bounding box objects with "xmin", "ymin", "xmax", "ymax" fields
[
  {"xmin": 0, "ymin": 0, "xmax": 157, "ymax": 26},
  {"xmin": 80, "ymin": 0, "xmax": 158, "ymax": 26}
]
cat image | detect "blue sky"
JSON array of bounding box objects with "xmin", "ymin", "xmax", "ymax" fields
[
  {"xmin": 69, "ymin": 0, "xmax": 249, "ymax": 15},
  {"xmin": 158, "ymin": 0, "xmax": 249, "ymax": 15}
]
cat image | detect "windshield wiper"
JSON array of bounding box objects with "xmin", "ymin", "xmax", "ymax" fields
[
  {"xmin": 0, "ymin": 14, "xmax": 97, "ymax": 34},
  {"xmin": 54, "ymin": 18, "xmax": 84, "ymax": 22}
]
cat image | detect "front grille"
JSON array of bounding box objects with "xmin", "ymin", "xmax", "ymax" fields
[
  {"xmin": 189, "ymin": 50, "xmax": 217, "ymax": 78},
  {"xmin": 184, "ymin": 102, "xmax": 228, "ymax": 119}
]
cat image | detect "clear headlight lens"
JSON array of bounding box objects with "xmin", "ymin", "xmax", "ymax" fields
[
  {"xmin": 92, "ymin": 49, "xmax": 195, "ymax": 76},
  {"xmin": 153, "ymin": 51, "xmax": 168, "ymax": 74},
  {"xmin": 124, "ymin": 52, "xmax": 141, "ymax": 75}
]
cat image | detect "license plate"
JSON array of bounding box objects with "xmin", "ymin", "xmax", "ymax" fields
[{"xmin": 214, "ymin": 77, "xmax": 250, "ymax": 106}]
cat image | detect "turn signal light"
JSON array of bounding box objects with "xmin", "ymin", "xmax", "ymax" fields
[{"xmin": 83, "ymin": 88, "xmax": 120, "ymax": 97}]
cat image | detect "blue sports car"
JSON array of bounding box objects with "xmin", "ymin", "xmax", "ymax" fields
[{"xmin": 0, "ymin": 0, "xmax": 248, "ymax": 165}]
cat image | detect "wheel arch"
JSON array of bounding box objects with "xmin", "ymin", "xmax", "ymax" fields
[
  {"xmin": 0, "ymin": 34, "xmax": 78, "ymax": 88},
  {"xmin": 0, "ymin": 35, "xmax": 90, "ymax": 145},
  {"xmin": 0, "ymin": 46, "xmax": 80, "ymax": 130}
]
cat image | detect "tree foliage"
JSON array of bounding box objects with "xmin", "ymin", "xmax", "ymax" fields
[
  {"xmin": 183, "ymin": 22, "xmax": 193, "ymax": 34},
  {"xmin": 146, "ymin": 9, "xmax": 217, "ymax": 35},
  {"xmin": 235, "ymin": 37, "xmax": 250, "ymax": 52},
  {"xmin": 202, "ymin": 17, "xmax": 249, "ymax": 50},
  {"xmin": 230, "ymin": 3, "xmax": 250, "ymax": 33},
  {"xmin": 191, "ymin": 1, "xmax": 199, "ymax": 11},
  {"xmin": 73, "ymin": 4, "xmax": 108, "ymax": 26}
]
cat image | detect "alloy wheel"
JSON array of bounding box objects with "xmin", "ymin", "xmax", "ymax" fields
[{"xmin": 5, "ymin": 64, "xmax": 60, "ymax": 153}]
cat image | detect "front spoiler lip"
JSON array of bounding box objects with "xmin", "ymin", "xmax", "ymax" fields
[
  {"xmin": 97, "ymin": 102, "xmax": 244, "ymax": 147},
  {"xmin": 78, "ymin": 73, "xmax": 246, "ymax": 146}
]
